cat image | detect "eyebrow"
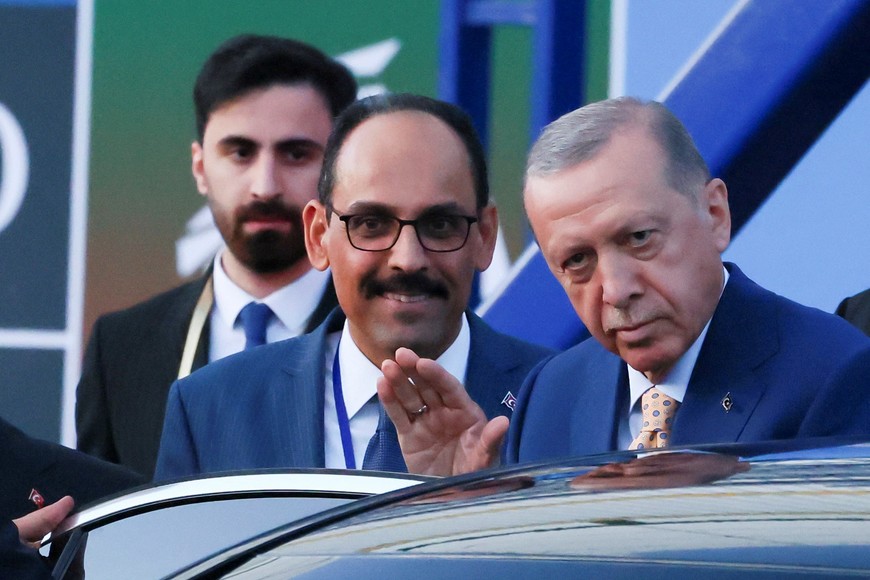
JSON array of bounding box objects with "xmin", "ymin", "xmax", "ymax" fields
[
  {"xmin": 615, "ymin": 213, "xmax": 668, "ymax": 235},
  {"xmin": 275, "ymin": 138, "xmax": 325, "ymax": 152},
  {"xmin": 216, "ymin": 135, "xmax": 257, "ymax": 151},
  {"xmin": 216, "ymin": 135, "xmax": 324, "ymax": 152}
]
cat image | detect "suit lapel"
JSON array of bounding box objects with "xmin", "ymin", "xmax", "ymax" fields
[
  {"xmin": 271, "ymin": 310, "xmax": 343, "ymax": 468},
  {"xmin": 191, "ymin": 314, "xmax": 210, "ymax": 372},
  {"xmin": 672, "ymin": 265, "xmax": 779, "ymax": 445},
  {"xmin": 304, "ymin": 276, "xmax": 340, "ymax": 333},
  {"xmin": 569, "ymin": 348, "xmax": 624, "ymax": 454},
  {"xmin": 465, "ymin": 314, "xmax": 517, "ymax": 416}
]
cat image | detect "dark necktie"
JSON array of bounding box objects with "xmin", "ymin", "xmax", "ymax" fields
[
  {"xmin": 362, "ymin": 401, "xmax": 408, "ymax": 472},
  {"xmin": 238, "ymin": 302, "xmax": 274, "ymax": 350}
]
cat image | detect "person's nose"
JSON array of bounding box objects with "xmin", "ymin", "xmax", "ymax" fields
[
  {"xmin": 598, "ymin": 253, "xmax": 642, "ymax": 309},
  {"xmin": 387, "ymin": 222, "xmax": 428, "ymax": 272},
  {"xmin": 250, "ymin": 153, "xmax": 281, "ymax": 199}
]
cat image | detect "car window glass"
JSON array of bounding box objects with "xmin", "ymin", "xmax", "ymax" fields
[{"xmin": 52, "ymin": 495, "xmax": 349, "ymax": 580}]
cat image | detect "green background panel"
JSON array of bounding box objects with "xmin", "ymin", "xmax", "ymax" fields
[
  {"xmin": 490, "ymin": 24, "xmax": 533, "ymax": 256},
  {"xmin": 89, "ymin": 1, "xmax": 440, "ymax": 335},
  {"xmin": 86, "ymin": 0, "xmax": 605, "ymax": 334}
]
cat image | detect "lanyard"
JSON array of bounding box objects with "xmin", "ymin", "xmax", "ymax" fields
[
  {"xmin": 331, "ymin": 339, "xmax": 356, "ymax": 469},
  {"xmin": 178, "ymin": 275, "xmax": 214, "ymax": 380}
]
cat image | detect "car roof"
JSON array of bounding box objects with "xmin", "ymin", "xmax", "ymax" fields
[{"xmin": 177, "ymin": 439, "xmax": 870, "ymax": 578}]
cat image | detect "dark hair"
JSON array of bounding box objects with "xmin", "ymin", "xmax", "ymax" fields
[
  {"xmin": 193, "ymin": 34, "xmax": 357, "ymax": 141},
  {"xmin": 527, "ymin": 97, "xmax": 709, "ymax": 200},
  {"xmin": 318, "ymin": 93, "xmax": 489, "ymax": 209}
]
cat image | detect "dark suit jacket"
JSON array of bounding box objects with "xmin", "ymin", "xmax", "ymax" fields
[
  {"xmin": 75, "ymin": 273, "xmax": 338, "ymax": 479},
  {"xmin": 0, "ymin": 417, "xmax": 144, "ymax": 521},
  {"xmin": 155, "ymin": 309, "xmax": 554, "ymax": 480},
  {"xmin": 0, "ymin": 519, "xmax": 51, "ymax": 580},
  {"xmin": 506, "ymin": 263, "xmax": 870, "ymax": 464},
  {"xmin": 836, "ymin": 287, "xmax": 870, "ymax": 337}
]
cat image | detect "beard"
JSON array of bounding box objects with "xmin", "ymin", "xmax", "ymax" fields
[{"xmin": 216, "ymin": 199, "xmax": 307, "ymax": 274}]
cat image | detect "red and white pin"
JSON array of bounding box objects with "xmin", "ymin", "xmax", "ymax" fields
[{"xmin": 29, "ymin": 488, "xmax": 45, "ymax": 509}]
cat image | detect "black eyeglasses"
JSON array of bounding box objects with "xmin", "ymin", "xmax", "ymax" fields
[{"xmin": 329, "ymin": 207, "xmax": 478, "ymax": 252}]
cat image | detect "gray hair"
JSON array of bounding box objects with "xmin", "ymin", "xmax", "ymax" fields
[{"xmin": 526, "ymin": 97, "xmax": 710, "ymax": 199}]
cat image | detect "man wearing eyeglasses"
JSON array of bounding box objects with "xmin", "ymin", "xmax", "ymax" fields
[{"xmin": 154, "ymin": 94, "xmax": 553, "ymax": 479}]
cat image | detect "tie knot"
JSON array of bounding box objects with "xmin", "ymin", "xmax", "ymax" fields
[
  {"xmin": 630, "ymin": 386, "xmax": 680, "ymax": 450},
  {"xmin": 238, "ymin": 302, "xmax": 274, "ymax": 350}
]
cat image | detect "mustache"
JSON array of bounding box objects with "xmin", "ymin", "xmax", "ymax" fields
[
  {"xmin": 236, "ymin": 199, "xmax": 301, "ymax": 223},
  {"xmin": 603, "ymin": 309, "xmax": 662, "ymax": 334},
  {"xmin": 362, "ymin": 271, "xmax": 449, "ymax": 300}
]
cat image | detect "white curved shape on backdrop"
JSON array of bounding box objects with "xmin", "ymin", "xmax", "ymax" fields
[
  {"xmin": 0, "ymin": 102, "xmax": 29, "ymax": 234},
  {"xmin": 336, "ymin": 38, "xmax": 401, "ymax": 78}
]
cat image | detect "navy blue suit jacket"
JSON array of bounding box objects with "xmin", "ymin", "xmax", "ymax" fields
[
  {"xmin": 506, "ymin": 264, "xmax": 870, "ymax": 463},
  {"xmin": 156, "ymin": 309, "xmax": 553, "ymax": 480}
]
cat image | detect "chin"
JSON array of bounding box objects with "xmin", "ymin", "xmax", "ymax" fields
[{"xmin": 393, "ymin": 333, "xmax": 443, "ymax": 360}]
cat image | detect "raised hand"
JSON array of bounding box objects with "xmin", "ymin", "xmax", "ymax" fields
[{"xmin": 379, "ymin": 347, "xmax": 509, "ymax": 476}]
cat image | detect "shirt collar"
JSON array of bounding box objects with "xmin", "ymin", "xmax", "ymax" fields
[
  {"xmin": 336, "ymin": 313, "xmax": 471, "ymax": 418},
  {"xmin": 211, "ymin": 251, "xmax": 330, "ymax": 334},
  {"xmin": 627, "ymin": 266, "xmax": 730, "ymax": 408}
]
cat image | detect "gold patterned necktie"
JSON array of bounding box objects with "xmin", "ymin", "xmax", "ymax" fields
[{"xmin": 629, "ymin": 387, "xmax": 680, "ymax": 450}]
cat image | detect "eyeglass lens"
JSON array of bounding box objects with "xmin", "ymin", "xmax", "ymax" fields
[{"xmin": 345, "ymin": 214, "xmax": 474, "ymax": 252}]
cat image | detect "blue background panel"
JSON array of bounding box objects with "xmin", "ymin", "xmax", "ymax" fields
[
  {"xmin": 480, "ymin": 0, "xmax": 870, "ymax": 350},
  {"xmin": 0, "ymin": 5, "xmax": 76, "ymax": 329},
  {"xmin": 0, "ymin": 348, "xmax": 64, "ymax": 441},
  {"xmin": 664, "ymin": 0, "xmax": 870, "ymax": 234},
  {"xmin": 627, "ymin": 0, "xmax": 870, "ymax": 312}
]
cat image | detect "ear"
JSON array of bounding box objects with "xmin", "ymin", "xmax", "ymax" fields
[
  {"xmin": 703, "ymin": 178, "xmax": 731, "ymax": 253},
  {"xmin": 191, "ymin": 141, "xmax": 208, "ymax": 196},
  {"xmin": 473, "ymin": 204, "xmax": 499, "ymax": 271},
  {"xmin": 303, "ymin": 200, "xmax": 331, "ymax": 271}
]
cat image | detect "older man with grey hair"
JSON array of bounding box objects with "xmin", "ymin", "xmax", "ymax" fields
[{"xmin": 379, "ymin": 97, "xmax": 870, "ymax": 476}]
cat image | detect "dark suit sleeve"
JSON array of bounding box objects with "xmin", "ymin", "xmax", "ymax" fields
[
  {"xmin": 75, "ymin": 317, "xmax": 118, "ymax": 463},
  {"xmin": 835, "ymin": 297, "xmax": 849, "ymax": 317},
  {"xmin": 42, "ymin": 441, "xmax": 145, "ymax": 512},
  {"xmin": 1, "ymin": 417, "xmax": 144, "ymax": 521},
  {"xmin": 153, "ymin": 381, "xmax": 199, "ymax": 481},
  {"xmin": 0, "ymin": 520, "xmax": 51, "ymax": 580}
]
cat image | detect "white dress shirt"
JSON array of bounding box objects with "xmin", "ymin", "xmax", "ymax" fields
[
  {"xmin": 209, "ymin": 252, "xmax": 331, "ymax": 362},
  {"xmin": 617, "ymin": 267, "xmax": 730, "ymax": 448},
  {"xmin": 323, "ymin": 314, "xmax": 471, "ymax": 469}
]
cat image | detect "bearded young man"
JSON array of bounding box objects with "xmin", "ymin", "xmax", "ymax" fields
[{"xmin": 75, "ymin": 35, "xmax": 357, "ymax": 478}]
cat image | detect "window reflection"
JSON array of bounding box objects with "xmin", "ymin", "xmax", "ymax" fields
[{"xmin": 52, "ymin": 496, "xmax": 349, "ymax": 579}]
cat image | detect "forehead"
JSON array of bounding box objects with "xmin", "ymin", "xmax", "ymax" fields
[
  {"xmin": 202, "ymin": 83, "xmax": 332, "ymax": 143},
  {"xmin": 332, "ymin": 111, "xmax": 476, "ymax": 212},
  {"xmin": 525, "ymin": 129, "xmax": 680, "ymax": 239}
]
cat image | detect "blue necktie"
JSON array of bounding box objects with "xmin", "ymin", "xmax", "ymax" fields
[
  {"xmin": 238, "ymin": 302, "xmax": 274, "ymax": 350},
  {"xmin": 362, "ymin": 401, "xmax": 407, "ymax": 472}
]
